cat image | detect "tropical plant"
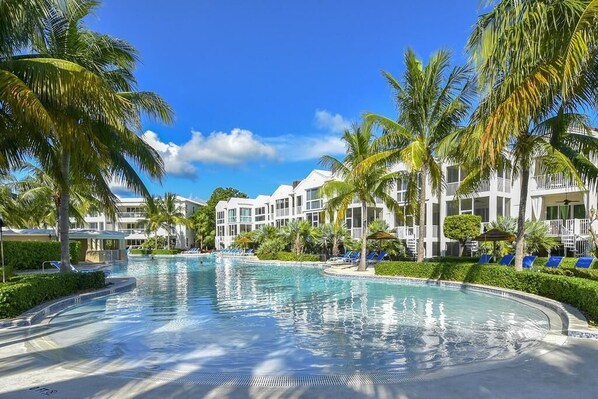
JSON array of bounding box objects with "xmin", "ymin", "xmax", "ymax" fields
[
  {"xmin": 466, "ymin": 1, "xmax": 598, "ymax": 269},
  {"xmin": 0, "ymin": 0, "xmax": 174, "ymax": 272},
  {"xmin": 252, "ymin": 224, "xmax": 278, "ymax": 245},
  {"xmin": 141, "ymin": 197, "xmax": 165, "ymax": 250},
  {"xmin": 159, "ymin": 193, "xmax": 189, "ymax": 250},
  {"xmin": 366, "ymin": 49, "xmax": 475, "ymax": 262},
  {"xmin": 279, "ymin": 220, "xmax": 313, "ymax": 255},
  {"xmin": 487, "ymin": 216, "xmax": 558, "ymax": 255},
  {"xmin": 256, "ymin": 237, "xmax": 286, "ymax": 257},
  {"xmin": 313, "ymin": 223, "xmax": 350, "ymax": 257},
  {"xmin": 589, "ymin": 208, "xmax": 598, "ymax": 258},
  {"xmin": 320, "ymin": 120, "xmax": 402, "ymax": 271},
  {"xmin": 443, "ymin": 214, "xmax": 482, "ymax": 257}
]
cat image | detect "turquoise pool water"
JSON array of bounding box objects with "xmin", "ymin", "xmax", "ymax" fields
[{"xmin": 43, "ymin": 256, "xmax": 549, "ymax": 378}]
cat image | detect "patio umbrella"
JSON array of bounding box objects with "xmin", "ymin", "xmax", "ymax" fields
[
  {"xmin": 473, "ymin": 228, "xmax": 516, "ymax": 261},
  {"xmin": 236, "ymin": 236, "xmax": 253, "ymax": 249},
  {"xmin": 367, "ymin": 231, "xmax": 397, "ymax": 252}
]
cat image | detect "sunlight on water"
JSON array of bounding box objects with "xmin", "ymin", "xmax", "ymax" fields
[{"xmin": 45, "ymin": 256, "xmax": 549, "ymax": 377}]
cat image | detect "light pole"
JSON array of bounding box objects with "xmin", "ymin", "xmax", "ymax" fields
[{"xmin": 0, "ymin": 218, "xmax": 5, "ymax": 283}]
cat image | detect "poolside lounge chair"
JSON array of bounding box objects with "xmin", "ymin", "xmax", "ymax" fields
[
  {"xmin": 544, "ymin": 256, "xmax": 564, "ymax": 268},
  {"xmin": 574, "ymin": 257, "xmax": 595, "ymax": 269},
  {"xmin": 242, "ymin": 249, "xmax": 254, "ymax": 256},
  {"xmin": 329, "ymin": 251, "xmax": 352, "ymax": 262},
  {"xmin": 45, "ymin": 261, "xmax": 111, "ymax": 276},
  {"xmin": 345, "ymin": 251, "xmax": 360, "ymax": 263},
  {"xmin": 499, "ymin": 255, "xmax": 515, "ymax": 266},
  {"xmin": 478, "ymin": 254, "xmax": 492, "ymax": 264},
  {"xmin": 522, "ymin": 256, "xmax": 537, "ymax": 269},
  {"xmin": 363, "ymin": 251, "xmax": 377, "ymax": 262},
  {"xmin": 368, "ymin": 251, "xmax": 387, "ymax": 264}
]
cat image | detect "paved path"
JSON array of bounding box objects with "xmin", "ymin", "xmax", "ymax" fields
[{"xmin": 1, "ymin": 265, "xmax": 598, "ymax": 398}]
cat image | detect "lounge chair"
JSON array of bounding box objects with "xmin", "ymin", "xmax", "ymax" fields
[
  {"xmin": 478, "ymin": 254, "xmax": 492, "ymax": 264},
  {"xmin": 45, "ymin": 261, "xmax": 111, "ymax": 276},
  {"xmin": 522, "ymin": 255, "xmax": 537, "ymax": 269},
  {"xmin": 499, "ymin": 255, "xmax": 515, "ymax": 266},
  {"xmin": 544, "ymin": 256, "xmax": 564, "ymax": 268},
  {"xmin": 575, "ymin": 257, "xmax": 595, "ymax": 269},
  {"xmin": 243, "ymin": 249, "xmax": 254, "ymax": 256},
  {"xmin": 329, "ymin": 251, "xmax": 352, "ymax": 262},
  {"xmin": 363, "ymin": 251, "xmax": 377, "ymax": 262},
  {"xmin": 345, "ymin": 251, "xmax": 360, "ymax": 263},
  {"xmin": 368, "ymin": 251, "xmax": 387, "ymax": 264}
]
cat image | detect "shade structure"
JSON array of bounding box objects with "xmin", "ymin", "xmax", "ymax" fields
[
  {"xmin": 472, "ymin": 228, "xmax": 516, "ymax": 242},
  {"xmin": 237, "ymin": 236, "xmax": 252, "ymax": 244},
  {"xmin": 366, "ymin": 231, "xmax": 397, "ymax": 240}
]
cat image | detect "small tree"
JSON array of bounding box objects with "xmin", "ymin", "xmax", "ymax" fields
[{"xmin": 443, "ymin": 214, "xmax": 482, "ymax": 256}]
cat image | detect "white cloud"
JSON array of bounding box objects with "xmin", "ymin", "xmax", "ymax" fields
[
  {"xmin": 267, "ymin": 134, "xmax": 346, "ymax": 162},
  {"xmin": 314, "ymin": 109, "xmax": 351, "ymax": 133},
  {"xmin": 141, "ymin": 129, "xmax": 277, "ymax": 179}
]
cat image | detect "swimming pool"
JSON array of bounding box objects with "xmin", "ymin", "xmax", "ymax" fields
[{"xmin": 38, "ymin": 256, "xmax": 549, "ymax": 382}]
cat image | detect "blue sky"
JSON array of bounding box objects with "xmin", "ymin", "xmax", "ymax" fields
[{"xmin": 88, "ymin": 0, "xmax": 480, "ymax": 201}]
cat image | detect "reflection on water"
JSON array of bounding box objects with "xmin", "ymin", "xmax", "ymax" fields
[{"xmin": 45, "ymin": 256, "xmax": 549, "ymax": 377}]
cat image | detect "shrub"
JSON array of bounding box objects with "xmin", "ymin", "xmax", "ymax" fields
[
  {"xmin": 129, "ymin": 249, "xmax": 182, "ymax": 255},
  {"xmin": 541, "ymin": 267, "xmax": 598, "ymax": 283},
  {"xmin": 443, "ymin": 215, "xmax": 482, "ymax": 256},
  {"xmin": 4, "ymin": 241, "xmax": 80, "ymax": 270},
  {"xmin": 376, "ymin": 261, "xmax": 598, "ymax": 324},
  {"xmin": 256, "ymin": 251, "xmax": 320, "ymax": 262},
  {"xmin": 256, "ymin": 237, "xmax": 286, "ymax": 258},
  {"xmin": 0, "ymin": 272, "xmax": 106, "ymax": 319}
]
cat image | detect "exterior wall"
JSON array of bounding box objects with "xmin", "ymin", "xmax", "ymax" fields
[
  {"xmin": 215, "ymin": 163, "xmax": 598, "ymax": 257},
  {"xmin": 82, "ymin": 196, "xmax": 204, "ymax": 249}
]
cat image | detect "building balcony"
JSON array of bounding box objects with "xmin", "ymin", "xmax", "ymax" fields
[
  {"xmin": 119, "ymin": 212, "xmax": 146, "ymax": 218},
  {"xmin": 534, "ymin": 174, "xmax": 581, "ymax": 191},
  {"xmin": 446, "ymin": 180, "xmax": 490, "ymax": 197},
  {"xmin": 543, "ymin": 219, "xmax": 590, "ymax": 236},
  {"xmin": 119, "ymin": 228, "xmax": 146, "ymax": 235},
  {"xmin": 275, "ymin": 209, "xmax": 290, "ymax": 217}
]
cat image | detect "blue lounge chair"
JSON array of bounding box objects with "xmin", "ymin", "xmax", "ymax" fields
[
  {"xmin": 364, "ymin": 251, "xmax": 377, "ymax": 262},
  {"xmin": 522, "ymin": 256, "xmax": 537, "ymax": 269},
  {"xmin": 243, "ymin": 249, "xmax": 254, "ymax": 256},
  {"xmin": 330, "ymin": 251, "xmax": 352, "ymax": 262},
  {"xmin": 499, "ymin": 255, "xmax": 514, "ymax": 266},
  {"xmin": 544, "ymin": 256, "xmax": 564, "ymax": 268},
  {"xmin": 575, "ymin": 257, "xmax": 595, "ymax": 269},
  {"xmin": 368, "ymin": 251, "xmax": 387, "ymax": 264},
  {"xmin": 345, "ymin": 251, "xmax": 360, "ymax": 263},
  {"xmin": 478, "ymin": 254, "xmax": 492, "ymax": 264}
]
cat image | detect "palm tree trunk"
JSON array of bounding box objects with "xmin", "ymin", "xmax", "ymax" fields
[
  {"xmin": 59, "ymin": 151, "xmax": 71, "ymax": 273},
  {"xmin": 358, "ymin": 201, "xmax": 368, "ymax": 271},
  {"xmin": 417, "ymin": 166, "xmax": 427, "ymax": 262},
  {"xmin": 514, "ymin": 165, "xmax": 530, "ymax": 271},
  {"xmin": 155, "ymin": 230, "xmax": 158, "ymax": 250}
]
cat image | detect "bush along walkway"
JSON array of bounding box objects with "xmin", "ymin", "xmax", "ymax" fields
[{"xmin": 375, "ymin": 261, "xmax": 598, "ymax": 325}]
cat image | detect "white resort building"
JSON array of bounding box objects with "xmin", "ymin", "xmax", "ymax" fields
[
  {"xmin": 215, "ymin": 164, "xmax": 598, "ymax": 258},
  {"xmin": 82, "ymin": 196, "xmax": 204, "ymax": 249}
]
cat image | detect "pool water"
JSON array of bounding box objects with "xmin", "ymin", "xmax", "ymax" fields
[{"xmin": 43, "ymin": 256, "xmax": 549, "ymax": 378}]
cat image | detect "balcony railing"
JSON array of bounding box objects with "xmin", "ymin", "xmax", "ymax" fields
[
  {"xmin": 120, "ymin": 228, "xmax": 145, "ymax": 235},
  {"xmin": 534, "ymin": 174, "xmax": 580, "ymax": 190},
  {"xmin": 497, "ymin": 177, "xmax": 511, "ymax": 193},
  {"xmin": 447, "ymin": 180, "xmax": 490, "ymax": 196},
  {"xmin": 544, "ymin": 219, "xmax": 590, "ymax": 236},
  {"xmin": 295, "ymin": 206, "xmax": 303, "ymax": 214},
  {"xmin": 119, "ymin": 212, "xmax": 146, "ymax": 218},
  {"xmin": 239, "ymin": 216, "xmax": 252, "ymax": 223},
  {"xmin": 228, "ymin": 217, "xmax": 237, "ymax": 223},
  {"xmin": 275, "ymin": 209, "xmax": 290, "ymax": 217}
]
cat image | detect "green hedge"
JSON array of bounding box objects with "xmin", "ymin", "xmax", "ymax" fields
[
  {"xmin": 0, "ymin": 272, "xmax": 105, "ymax": 319},
  {"xmin": 541, "ymin": 267, "xmax": 598, "ymax": 283},
  {"xmin": 256, "ymin": 252, "xmax": 320, "ymax": 262},
  {"xmin": 376, "ymin": 261, "xmax": 598, "ymax": 324},
  {"xmin": 129, "ymin": 249, "xmax": 182, "ymax": 255},
  {"xmin": 4, "ymin": 241, "xmax": 80, "ymax": 270}
]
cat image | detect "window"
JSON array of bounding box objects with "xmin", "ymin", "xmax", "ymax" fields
[
  {"xmin": 397, "ymin": 177, "xmax": 408, "ymax": 202},
  {"xmin": 447, "ymin": 166, "xmax": 459, "ymax": 183},
  {"xmin": 217, "ymin": 211, "xmax": 225, "ymax": 224},
  {"xmin": 240, "ymin": 224, "xmax": 252, "ymax": 233},
  {"xmin": 306, "ymin": 212, "xmax": 320, "ymax": 227},
  {"xmin": 228, "ymin": 225, "xmax": 237, "ymax": 236},
  {"xmin": 573, "ymin": 204, "xmax": 586, "ymax": 219},
  {"xmin": 228, "ymin": 209, "xmax": 236, "ymax": 223},
  {"xmin": 432, "ymin": 203, "xmax": 440, "ymax": 226},
  {"xmin": 504, "ymin": 198, "xmax": 511, "ymax": 217},
  {"xmin": 276, "ymin": 198, "xmax": 290, "ymax": 216},
  {"xmin": 296, "ymin": 196, "xmax": 303, "ymax": 213},
  {"xmin": 305, "ymin": 188, "xmax": 322, "ymax": 210},
  {"xmin": 255, "ymin": 207, "xmax": 266, "ymax": 222},
  {"xmin": 446, "ymin": 200, "xmax": 458, "ymax": 216},
  {"xmin": 217, "ymin": 226, "xmax": 225, "ymax": 237},
  {"xmin": 460, "ymin": 198, "xmax": 473, "ymax": 214},
  {"xmin": 240, "ymin": 208, "xmax": 252, "ymax": 222},
  {"xmin": 497, "ymin": 196, "xmax": 504, "ymax": 217}
]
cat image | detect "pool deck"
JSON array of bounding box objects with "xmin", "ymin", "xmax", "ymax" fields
[{"xmin": 2, "ymin": 264, "xmax": 598, "ymax": 398}]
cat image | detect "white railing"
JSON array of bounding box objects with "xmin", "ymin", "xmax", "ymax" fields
[
  {"xmin": 396, "ymin": 226, "xmax": 419, "ymax": 239},
  {"xmin": 228, "ymin": 217, "xmax": 237, "ymax": 223},
  {"xmin": 544, "ymin": 220, "xmax": 562, "ymax": 236},
  {"xmin": 352, "ymin": 228, "xmax": 362, "ymax": 239},
  {"xmin": 295, "ymin": 206, "xmax": 302, "ymax": 214},
  {"xmin": 534, "ymin": 174, "xmax": 580, "ymax": 190},
  {"xmin": 120, "ymin": 228, "xmax": 145, "ymax": 235},
  {"xmin": 119, "ymin": 212, "xmax": 146, "ymax": 218},
  {"xmin": 239, "ymin": 216, "xmax": 252, "ymax": 223},
  {"xmin": 275, "ymin": 209, "xmax": 290, "ymax": 217},
  {"xmin": 565, "ymin": 219, "xmax": 590, "ymax": 236},
  {"xmin": 497, "ymin": 178, "xmax": 511, "ymax": 193}
]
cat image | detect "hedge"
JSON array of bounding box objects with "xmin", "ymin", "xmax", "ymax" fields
[
  {"xmin": 0, "ymin": 272, "xmax": 105, "ymax": 319},
  {"xmin": 129, "ymin": 249, "xmax": 182, "ymax": 255},
  {"xmin": 4, "ymin": 241, "xmax": 80, "ymax": 270},
  {"xmin": 256, "ymin": 252, "xmax": 320, "ymax": 262},
  {"xmin": 376, "ymin": 261, "xmax": 598, "ymax": 325}
]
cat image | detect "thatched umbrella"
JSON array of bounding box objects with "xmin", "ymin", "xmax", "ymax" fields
[
  {"xmin": 473, "ymin": 228, "xmax": 516, "ymax": 261},
  {"xmin": 367, "ymin": 231, "xmax": 397, "ymax": 252},
  {"xmin": 236, "ymin": 235, "xmax": 253, "ymax": 249}
]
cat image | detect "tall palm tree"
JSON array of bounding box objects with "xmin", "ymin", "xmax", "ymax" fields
[
  {"xmin": 1, "ymin": 0, "xmax": 173, "ymax": 271},
  {"xmin": 141, "ymin": 197, "xmax": 165, "ymax": 250},
  {"xmin": 160, "ymin": 193, "xmax": 189, "ymax": 250},
  {"xmin": 320, "ymin": 120, "xmax": 402, "ymax": 271},
  {"xmin": 280, "ymin": 219, "xmax": 313, "ymax": 255},
  {"xmin": 366, "ymin": 49, "xmax": 475, "ymax": 262},
  {"xmin": 314, "ymin": 222, "xmax": 350, "ymax": 257}
]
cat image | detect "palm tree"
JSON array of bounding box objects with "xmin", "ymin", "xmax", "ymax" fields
[
  {"xmin": 0, "ymin": 1, "xmax": 173, "ymax": 271},
  {"xmin": 141, "ymin": 197, "xmax": 165, "ymax": 250},
  {"xmin": 314, "ymin": 223, "xmax": 350, "ymax": 257},
  {"xmin": 160, "ymin": 193, "xmax": 189, "ymax": 250},
  {"xmin": 320, "ymin": 120, "xmax": 402, "ymax": 271},
  {"xmin": 280, "ymin": 220, "xmax": 313, "ymax": 255},
  {"xmin": 366, "ymin": 49, "xmax": 475, "ymax": 262}
]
